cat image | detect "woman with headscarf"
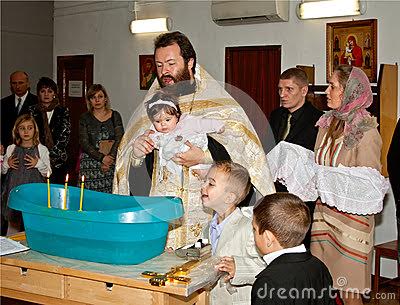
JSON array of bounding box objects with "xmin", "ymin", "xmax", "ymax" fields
[
  {"xmin": 310, "ymin": 65, "xmax": 382, "ymax": 305},
  {"xmin": 30, "ymin": 77, "xmax": 71, "ymax": 184}
]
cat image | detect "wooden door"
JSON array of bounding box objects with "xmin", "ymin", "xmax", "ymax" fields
[
  {"xmin": 378, "ymin": 63, "xmax": 398, "ymax": 176},
  {"xmin": 225, "ymin": 46, "xmax": 281, "ymax": 152},
  {"xmin": 57, "ymin": 55, "xmax": 93, "ymax": 185}
]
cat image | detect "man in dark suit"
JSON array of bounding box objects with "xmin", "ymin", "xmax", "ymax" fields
[
  {"xmin": 269, "ymin": 67, "xmax": 322, "ymax": 151},
  {"xmin": 1, "ymin": 71, "xmax": 37, "ymax": 236},
  {"xmin": 269, "ymin": 68, "xmax": 323, "ymax": 248},
  {"xmin": 1, "ymin": 71, "xmax": 38, "ymax": 149}
]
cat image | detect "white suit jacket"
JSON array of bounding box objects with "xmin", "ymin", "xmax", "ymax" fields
[{"xmin": 203, "ymin": 208, "xmax": 265, "ymax": 305}]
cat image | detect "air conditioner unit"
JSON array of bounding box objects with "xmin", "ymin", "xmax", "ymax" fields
[{"xmin": 211, "ymin": 0, "xmax": 289, "ymax": 26}]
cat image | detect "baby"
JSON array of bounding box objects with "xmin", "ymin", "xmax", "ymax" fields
[{"xmin": 145, "ymin": 91, "xmax": 224, "ymax": 184}]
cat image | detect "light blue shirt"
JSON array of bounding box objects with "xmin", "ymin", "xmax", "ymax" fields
[
  {"xmin": 262, "ymin": 244, "xmax": 306, "ymax": 265},
  {"xmin": 210, "ymin": 208, "xmax": 238, "ymax": 255}
]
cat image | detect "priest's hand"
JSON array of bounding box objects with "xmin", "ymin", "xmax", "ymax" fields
[
  {"xmin": 172, "ymin": 141, "xmax": 205, "ymax": 167},
  {"xmin": 132, "ymin": 129, "xmax": 155, "ymax": 158}
]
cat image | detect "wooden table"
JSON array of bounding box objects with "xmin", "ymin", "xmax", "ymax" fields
[{"xmin": 1, "ymin": 249, "xmax": 210, "ymax": 305}]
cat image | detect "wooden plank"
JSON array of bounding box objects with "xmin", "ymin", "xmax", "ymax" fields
[
  {"xmin": 378, "ymin": 63, "xmax": 398, "ymax": 176},
  {"xmin": 1, "ymin": 288, "xmax": 84, "ymax": 305},
  {"xmin": 0, "ymin": 265, "xmax": 64, "ymax": 298},
  {"xmin": 168, "ymin": 289, "xmax": 209, "ymax": 305},
  {"xmin": 197, "ymin": 290, "xmax": 210, "ymax": 305}
]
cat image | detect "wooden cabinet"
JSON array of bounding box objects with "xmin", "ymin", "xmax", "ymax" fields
[
  {"xmin": 65, "ymin": 277, "xmax": 164, "ymax": 305},
  {"xmin": 1, "ymin": 265, "xmax": 64, "ymax": 298},
  {"xmin": 1, "ymin": 252, "xmax": 209, "ymax": 305}
]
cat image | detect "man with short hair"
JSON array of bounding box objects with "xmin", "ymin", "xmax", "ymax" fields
[
  {"xmin": 269, "ymin": 68, "xmax": 322, "ymax": 248},
  {"xmin": 1, "ymin": 71, "xmax": 38, "ymax": 149},
  {"xmin": 269, "ymin": 67, "xmax": 322, "ymax": 151},
  {"xmin": 114, "ymin": 31, "xmax": 275, "ymax": 248}
]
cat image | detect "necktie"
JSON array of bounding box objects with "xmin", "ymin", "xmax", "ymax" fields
[
  {"xmin": 16, "ymin": 97, "xmax": 22, "ymax": 114},
  {"xmin": 282, "ymin": 113, "xmax": 292, "ymax": 140}
]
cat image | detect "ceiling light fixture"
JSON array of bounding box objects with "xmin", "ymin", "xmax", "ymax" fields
[
  {"xmin": 129, "ymin": 2, "xmax": 172, "ymax": 34},
  {"xmin": 297, "ymin": 0, "xmax": 366, "ymax": 20}
]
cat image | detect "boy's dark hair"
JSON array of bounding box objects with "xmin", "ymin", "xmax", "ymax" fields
[
  {"xmin": 154, "ymin": 31, "xmax": 196, "ymax": 75},
  {"xmin": 253, "ymin": 193, "xmax": 310, "ymax": 248},
  {"xmin": 280, "ymin": 68, "xmax": 309, "ymax": 87},
  {"xmin": 145, "ymin": 91, "xmax": 181, "ymax": 121},
  {"xmin": 212, "ymin": 161, "xmax": 251, "ymax": 205},
  {"xmin": 36, "ymin": 77, "xmax": 58, "ymax": 95}
]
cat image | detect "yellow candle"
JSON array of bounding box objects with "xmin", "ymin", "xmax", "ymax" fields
[
  {"xmin": 47, "ymin": 171, "xmax": 51, "ymax": 208},
  {"xmin": 63, "ymin": 174, "xmax": 69, "ymax": 210},
  {"xmin": 79, "ymin": 175, "xmax": 85, "ymax": 212}
]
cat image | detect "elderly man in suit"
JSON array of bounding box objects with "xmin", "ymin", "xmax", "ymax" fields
[
  {"xmin": 1, "ymin": 71, "xmax": 38, "ymax": 149},
  {"xmin": 269, "ymin": 67, "xmax": 323, "ymax": 248}
]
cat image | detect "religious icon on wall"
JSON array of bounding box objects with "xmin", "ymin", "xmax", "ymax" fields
[
  {"xmin": 139, "ymin": 55, "xmax": 157, "ymax": 90},
  {"xmin": 326, "ymin": 19, "xmax": 377, "ymax": 82}
]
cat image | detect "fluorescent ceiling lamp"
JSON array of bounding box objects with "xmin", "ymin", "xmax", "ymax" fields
[
  {"xmin": 297, "ymin": 0, "xmax": 366, "ymax": 20},
  {"xmin": 130, "ymin": 17, "xmax": 172, "ymax": 34}
]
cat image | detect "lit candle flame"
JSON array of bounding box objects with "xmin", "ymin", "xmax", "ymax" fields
[
  {"xmin": 65, "ymin": 174, "xmax": 69, "ymax": 183},
  {"xmin": 47, "ymin": 171, "xmax": 50, "ymax": 178},
  {"xmin": 82, "ymin": 175, "xmax": 85, "ymax": 182}
]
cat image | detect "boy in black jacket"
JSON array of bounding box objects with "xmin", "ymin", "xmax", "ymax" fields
[{"xmin": 251, "ymin": 193, "xmax": 335, "ymax": 305}]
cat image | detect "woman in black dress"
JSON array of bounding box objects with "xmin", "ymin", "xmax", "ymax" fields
[{"xmin": 30, "ymin": 77, "xmax": 71, "ymax": 184}]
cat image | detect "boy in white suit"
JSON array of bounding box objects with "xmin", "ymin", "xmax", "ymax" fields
[{"xmin": 201, "ymin": 161, "xmax": 265, "ymax": 305}]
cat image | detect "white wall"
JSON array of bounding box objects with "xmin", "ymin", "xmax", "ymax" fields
[
  {"xmin": 1, "ymin": 1, "xmax": 53, "ymax": 97},
  {"xmin": 54, "ymin": 1, "xmax": 399, "ymax": 277}
]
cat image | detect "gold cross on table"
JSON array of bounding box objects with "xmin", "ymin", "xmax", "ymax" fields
[{"xmin": 141, "ymin": 259, "xmax": 200, "ymax": 286}]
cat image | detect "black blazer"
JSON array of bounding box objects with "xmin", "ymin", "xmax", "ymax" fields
[
  {"xmin": 251, "ymin": 251, "xmax": 335, "ymax": 305},
  {"xmin": 269, "ymin": 102, "xmax": 323, "ymax": 151},
  {"xmin": 1, "ymin": 92, "xmax": 37, "ymax": 147},
  {"xmin": 30, "ymin": 105, "xmax": 71, "ymax": 169}
]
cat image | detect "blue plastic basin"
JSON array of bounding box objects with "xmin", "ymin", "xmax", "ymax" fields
[{"xmin": 8, "ymin": 183, "xmax": 183, "ymax": 264}]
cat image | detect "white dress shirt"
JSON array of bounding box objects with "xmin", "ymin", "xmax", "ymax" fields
[
  {"xmin": 15, "ymin": 91, "xmax": 29, "ymax": 109},
  {"xmin": 262, "ymin": 244, "xmax": 306, "ymax": 265}
]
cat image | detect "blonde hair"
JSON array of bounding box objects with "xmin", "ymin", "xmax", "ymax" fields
[
  {"xmin": 86, "ymin": 84, "xmax": 111, "ymax": 112},
  {"xmin": 211, "ymin": 161, "xmax": 251, "ymax": 205},
  {"xmin": 12, "ymin": 114, "xmax": 40, "ymax": 146}
]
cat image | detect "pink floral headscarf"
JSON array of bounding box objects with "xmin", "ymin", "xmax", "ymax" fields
[{"xmin": 316, "ymin": 67, "xmax": 378, "ymax": 149}]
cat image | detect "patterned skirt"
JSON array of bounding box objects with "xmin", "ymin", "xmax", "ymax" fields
[
  {"xmin": 310, "ymin": 201, "xmax": 374, "ymax": 293},
  {"xmin": 79, "ymin": 152, "xmax": 114, "ymax": 193}
]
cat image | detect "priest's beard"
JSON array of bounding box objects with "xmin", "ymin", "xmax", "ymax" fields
[{"xmin": 158, "ymin": 63, "xmax": 195, "ymax": 96}]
